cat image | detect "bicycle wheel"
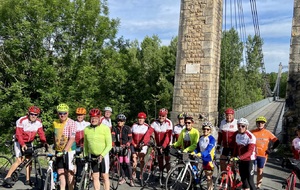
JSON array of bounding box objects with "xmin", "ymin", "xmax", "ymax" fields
[
  {"xmin": 78, "ymin": 168, "xmax": 91, "ymax": 190},
  {"xmin": 141, "ymin": 153, "xmax": 153, "ymax": 187},
  {"xmin": 287, "ymin": 173, "xmax": 296, "ymax": 190},
  {"xmin": 109, "ymin": 156, "xmax": 120, "ymax": 190},
  {"xmin": 160, "ymin": 160, "xmax": 179, "ymax": 187},
  {"xmin": 165, "ymin": 163, "xmax": 192, "ymax": 190},
  {"xmin": 33, "ymin": 158, "xmax": 44, "ymax": 189},
  {"xmin": 200, "ymin": 161, "xmax": 219, "ymax": 190},
  {"xmin": 0, "ymin": 156, "xmax": 12, "ymax": 185},
  {"xmin": 44, "ymin": 171, "xmax": 52, "ymax": 190},
  {"xmin": 214, "ymin": 171, "xmax": 231, "ymax": 190}
]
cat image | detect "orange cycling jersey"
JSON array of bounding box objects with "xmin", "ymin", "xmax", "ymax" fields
[{"xmin": 251, "ymin": 128, "xmax": 278, "ymax": 157}]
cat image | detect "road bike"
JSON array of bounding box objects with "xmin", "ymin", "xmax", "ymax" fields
[
  {"xmin": 43, "ymin": 153, "xmax": 60, "ymax": 190},
  {"xmin": 78, "ymin": 154, "xmax": 100, "ymax": 190},
  {"xmin": 109, "ymin": 148, "xmax": 121, "ymax": 190},
  {"xmin": 164, "ymin": 151, "xmax": 203, "ymax": 190},
  {"xmin": 0, "ymin": 136, "xmax": 15, "ymax": 186},
  {"xmin": 214, "ymin": 157, "xmax": 242, "ymax": 190},
  {"xmin": 281, "ymin": 157, "xmax": 300, "ymax": 190}
]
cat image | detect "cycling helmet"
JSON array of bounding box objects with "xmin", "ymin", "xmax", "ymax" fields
[
  {"xmin": 57, "ymin": 103, "xmax": 69, "ymax": 112},
  {"xmin": 159, "ymin": 108, "xmax": 168, "ymax": 116},
  {"xmin": 76, "ymin": 107, "xmax": 87, "ymax": 115},
  {"xmin": 237, "ymin": 118, "xmax": 249, "ymax": 126},
  {"xmin": 184, "ymin": 115, "xmax": 194, "ymax": 121},
  {"xmin": 28, "ymin": 106, "xmax": 41, "ymax": 114},
  {"xmin": 104, "ymin": 106, "xmax": 112, "ymax": 112},
  {"xmin": 256, "ymin": 116, "xmax": 267, "ymax": 123},
  {"xmin": 177, "ymin": 112, "xmax": 186, "ymax": 119},
  {"xmin": 89, "ymin": 108, "xmax": 101, "ymax": 117},
  {"xmin": 225, "ymin": 108, "xmax": 234, "ymax": 115},
  {"xmin": 137, "ymin": 112, "xmax": 147, "ymax": 119},
  {"xmin": 117, "ymin": 114, "xmax": 126, "ymax": 121},
  {"xmin": 202, "ymin": 121, "xmax": 213, "ymax": 129}
]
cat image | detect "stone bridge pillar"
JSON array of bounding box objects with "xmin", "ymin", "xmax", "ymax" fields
[
  {"xmin": 284, "ymin": 0, "xmax": 300, "ymax": 143},
  {"xmin": 171, "ymin": 0, "xmax": 223, "ymax": 129}
]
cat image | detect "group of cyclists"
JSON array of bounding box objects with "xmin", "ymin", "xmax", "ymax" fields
[{"xmin": 1, "ymin": 104, "xmax": 284, "ymax": 190}]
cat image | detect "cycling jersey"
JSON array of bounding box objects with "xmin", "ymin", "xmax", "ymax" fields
[
  {"xmin": 84, "ymin": 124, "xmax": 112, "ymax": 157},
  {"xmin": 100, "ymin": 117, "xmax": 112, "ymax": 128},
  {"xmin": 233, "ymin": 130, "xmax": 256, "ymax": 161},
  {"xmin": 173, "ymin": 127, "xmax": 199, "ymax": 152},
  {"xmin": 194, "ymin": 134, "xmax": 216, "ymax": 162},
  {"xmin": 53, "ymin": 118, "xmax": 76, "ymax": 152},
  {"xmin": 144, "ymin": 118, "xmax": 173, "ymax": 148},
  {"xmin": 251, "ymin": 128, "xmax": 278, "ymax": 157},
  {"xmin": 15, "ymin": 116, "xmax": 46, "ymax": 147},
  {"xmin": 75, "ymin": 120, "xmax": 90, "ymax": 147},
  {"xmin": 217, "ymin": 119, "xmax": 238, "ymax": 148},
  {"xmin": 292, "ymin": 137, "xmax": 300, "ymax": 159},
  {"xmin": 172, "ymin": 124, "xmax": 185, "ymax": 143},
  {"xmin": 131, "ymin": 123, "xmax": 149, "ymax": 147},
  {"xmin": 111, "ymin": 125, "xmax": 132, "ymax": 147}
]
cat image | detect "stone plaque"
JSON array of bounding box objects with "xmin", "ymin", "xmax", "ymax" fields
[{"xmin": 186, "ymin": 63, "xmax": 200, "ymax": 74}]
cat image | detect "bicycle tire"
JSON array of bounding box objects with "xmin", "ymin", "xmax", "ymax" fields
[
  {"xmin": 287, "ymin": 173, "xmax": 296, "ymax": 190},
  {"xmin": 109, "ymin": 156, "xmax": 120, "ymax": 190},
  {"xmin": 44, "ymin": 171, "xmax": 52, "ymax": 190},
  {"xmin": 141, "ymin": 152, "xmax": 153, "ymax": 187},
  {"xmin": 214, "ymin": 171, "xmax": 231, "ymax": 190},
  {"xmin": 78, "ymin": 167, "xmax": 91, "ymax": 190},
  {"xmin": 33, "ymin": 158, "xmax": 44, "ymax": 189},
  {"xmin": 165, "ymin": 163, "xmax": 192, "ymax": 190},
  {"xmin": 0, "ymin": 155, "xmax": 12, "ymax": 185}
]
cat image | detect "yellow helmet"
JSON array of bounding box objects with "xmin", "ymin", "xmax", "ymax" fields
[
  {"xmin": 57, "ymin": 103, "xmax": 69, "ymax": 112},
  {"xmin": 256, "ymin": 116, "xmax": 267, "ymax": 123}
]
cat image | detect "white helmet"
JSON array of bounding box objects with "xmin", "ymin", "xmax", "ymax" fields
[
  {"xmin": 104, "ymin": 106, "xmax": 112, "ymax": 112},
  {"xmin": 237, "ymin": 118, "xmax": 249, "ymax": 126}
]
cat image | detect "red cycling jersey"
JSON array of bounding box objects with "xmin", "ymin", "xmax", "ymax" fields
[
  {"xmin": 144, "ymin": 118, "xmax": 173, "ymax": 148},
  {"xmin": 233, "ymin": 130, "xmax": 256, "ymax": 161},
  {"xmin": 131, "ymin": 123, "xmax": 149, "ymax": 147},
  {"xmin": 217, "ymin": 119, "xmax": 238, "ymax": 148},
  {"xmin": 15, "ymin": 116, "xmax": 46, "ymax": 146}
]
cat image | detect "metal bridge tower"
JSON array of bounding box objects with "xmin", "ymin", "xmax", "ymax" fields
[{"xmin": 171, "ymin": 0, "xmax": 223, "ymax": 126}]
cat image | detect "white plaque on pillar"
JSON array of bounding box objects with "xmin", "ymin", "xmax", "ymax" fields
[{"xmin": 186, "ymin": 64, "xmax": 200, "ymax": 74}]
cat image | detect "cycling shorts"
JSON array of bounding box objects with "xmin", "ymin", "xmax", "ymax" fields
[
  {"xmin": 202, "ymin": 161, "xmax": 214, "ymax": 171},
  {"xmin": 255, "ymin": 156, "xmax": 267, "ymax": 169},
  {"xmin": 91, "ymin": 154, "xmax": 109, "ymax": 174},
  {"xmin": 221, "ymin": 147, "xmax": 234, "ymax": 157},
  {"xmin": 56, "ymin": 150, "xmax": 75, "ymax": 171},
  {"xmin": 14, "ymin": 141, "xmax": 33, "ymax": 158},
  {"xmin": 157, "ymin": 146, "xmax": 170, "ymax": 157}
]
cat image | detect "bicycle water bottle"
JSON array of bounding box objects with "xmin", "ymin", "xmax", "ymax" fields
[
  {"xmin": 192, "ymin": 165, "xmax": 199, "ymax": 184},
  {"xmin": 53, "ymin": 171, "xmax": 57, "ymax": 183}
]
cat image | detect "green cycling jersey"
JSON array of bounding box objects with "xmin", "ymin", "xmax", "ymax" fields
[{"xmin": 84, "ymin": 123, "xmax": 112, "ymax": 157}]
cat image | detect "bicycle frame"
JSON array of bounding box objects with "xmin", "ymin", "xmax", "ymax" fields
[{"xmin": 44, "ymin": 154, "xmax": 57, "ymax": 190}]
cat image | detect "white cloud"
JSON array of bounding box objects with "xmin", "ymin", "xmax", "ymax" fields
[{"xmin": 108, "ymin": 0, "xmax": 294, "ymax": 73}]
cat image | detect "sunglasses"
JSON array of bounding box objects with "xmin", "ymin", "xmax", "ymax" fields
[
  {"xmin": 58, "ymin": 112, "xmax": 67, "ymax": 115},
  {"xmin": 29, "ymin": 113, "xmax": 38, "ymax": 116},
  {"xmin": 185, "ymin": 122, "xmax": 192, "ymax": 124},
  {"xmin": 202, "ymin": 128, "xmax": 210, "ymax": 131},
  {"xmin": 238, "ymin": 125, "xmax": 247, "ymax": 128}
]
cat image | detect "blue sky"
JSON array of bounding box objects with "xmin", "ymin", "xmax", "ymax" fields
[{"xmin": 108, "ymin": 0, "xmax": 294, "ymax": 73}]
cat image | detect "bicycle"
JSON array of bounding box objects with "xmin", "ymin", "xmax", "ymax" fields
[
  {"xmin": 43, "ymin": 153, "xmax": 60, "ymax": 190},
  {"xmin": 214, "ymin": 157, "xmax": 242, "ymax": 190},
  {"xmin": 281, "ymin": 157, "xmax": 300, "ymax": 190},
  {"xmin": 109, "ymin": 148, "xmax": 121, "ymax": 190},
  {"xmin": 78, "ymin": 154, "xmax": 100, "ymax": 190},
  {"xmin": 164, "ymin": 151, "xmax": 202, "ymax": 190},
  {"xmin": 0, "ymin": 136, "xmax": 16, "ymax": 186},
  {"xmin": 3, "ymin": 143, "xmax": 46, "ymax": 188}
]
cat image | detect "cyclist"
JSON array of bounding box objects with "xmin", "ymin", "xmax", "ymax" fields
[
  {"xmin": 84, "ymin": 108, "xmax": 112, "ymax": 190},
  {"xmin": 53, "ymin": 103, "xmax": 76, "ymax": 190},
  {"xmin": 217, "ymin": 108, "xmax": 238, "ymax": 173},
  {"xmin": 131, "ymin": 112, "xmax": 149, "ymax": 180},
  {"xmin": 111, "ymin": 114, "xmax": 134, "ymax": 186},
  {"xmin": 100, "ymin": 106, "xmax": 113, "ymax": 129},
  {"xmin": 192, "ymin": 121, "xmax": 216, "ymax": 190},
  {"xmin": 251, "ymin": 116, "xmax": 279, "ymax": 189},
  {"xmin": 3, "ymin": 106, "xmax": 47, "ymax": 187},
  {"xmin": 172, "ymin": 115, "xmax": 199, "ymax": 153},
  {"xmin": 292, "ymin": 125, "xmax": 300, "ymax": 159},
  {"xmin": 144, "ymin": 108, "xmax": 173, "ymax": 173},
  {"xmin": 74, "ymin": 107, "xmax": 90, "ymax": 182},
  {"xmin": 232, "ymin": 118, "xmax": 256, "ymax": 190},
  {"xmin": 172, "ymin": 112, "xmax": 186, "ymax": 143}
]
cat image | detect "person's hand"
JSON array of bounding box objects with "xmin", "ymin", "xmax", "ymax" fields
[
  {"xmin": 230, "ymin": 157, "xmax": 239, "ymax": 161},
  {"xmin": 183, "ymin": 149, "xmax": 188, "ymax": 153},
  {"xmin": 98, "ymin": 155, "xmax": 103, "ymax": 163},
  {"xmin": 21, "ymin": 145, "xmax": 27, "ymax": 152},
  {"xmin": 195, "ymin": 153, "xmax": 201, "ymax": 157},
  {"xmin": 56, "ymin": 152, "xmax": 64, "ymax": 157},
  {"xmin": 266, "ymin": 149, "xmax": 272, "ymax": 155},
  {"xmin": 190, "ymin": 151, "xmax": 195, "ymax": 155},
  {"xmin": 159, "ymin": 146, "xmax": 164, "ymax": 154}
]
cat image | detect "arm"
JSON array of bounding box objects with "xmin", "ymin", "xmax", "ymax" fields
[
  {"xmin": 84, "ymin": 129, "xmax": 88, "ymax": 157},
  {"xmin": 217, "ymin": 131, "xmax": 222, "ymax": 146},
  {"xmin": 239, "ymin": 143, "xmax": 256, "ymax": 160},
  {"xmin": 15, "ymin": 127, "xmax": 25, "ymax": 147},
  {"xmin": 143, "ymin": 126, "xmax": 154, "ymax": 145},
  {"xmin": 111, "ymin": 127, "xmax": 116, "ymax": 146},
  {"xmin": 184, "ymin": 129, "xmax": 200, "ymax": 153},
  {"xmin": 173, "ymin": 130, "xmax": 184, "ymax": 148},
  {"xmin": 126, "ymin": 126, "xmax": 132, "ymax": 147},
  {"xmin": 64, "ymin": 121, "xmax": 76, "ymax": 152},
  {"xmin": 201, "ymin": 136, "xmax": 216, "ymax": 158},
  {"xmin": 37, "ymin": 126, "xmax": 47, "ymax": 144},
  {"xmin": 101, "ymin": 127, "xmax": 112, "ymax": 156},
  {"xmin": 162, "ymin": 129, "xmax": 172, "ymax": 148}
]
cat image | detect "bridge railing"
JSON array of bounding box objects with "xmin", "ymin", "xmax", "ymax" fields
[{"xmin": 234, "ymin": 97, "xmax": 274, "ymax": 119}]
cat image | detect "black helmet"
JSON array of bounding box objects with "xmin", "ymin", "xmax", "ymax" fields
[{"xmin": 297, "ymin": 125, "xmax": 300, "ymax": 131}]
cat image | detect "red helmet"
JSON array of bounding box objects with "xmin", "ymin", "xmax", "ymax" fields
[
  {"xmin": 28, "ymin": 106, "xmax": 41, "ymax": 114},
  {"xmin": 137, "ymin": 112, "xmax": 147, "ymax": 119},
  {"xmin": 159, "ymin": 108, "xmax": 168, "ymax": 116},
  {"xmin": 225, "ymin": 108, "xmax": 234, "ymax": 115},
  {"xmin": 89, "ymin": 108, "xmax": 101, "ymax": 117}
]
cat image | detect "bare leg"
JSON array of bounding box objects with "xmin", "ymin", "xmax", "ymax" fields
[
  {"xmin": 93, "ymin": 172, "xmax": 100, "ymax": 190},
  {"xmin": 58, "ymin": 168, "xmax": 66, "ymax": 190},
  {"xmin": 102, "ymin": 173, "xmax": 110, "ymax": 190},
  {"xmin": 67, "ymin": 170, "xmax": 75, "ymax": 190},
  {"xmin": 256, "ymin": 168, "xmax": 263, "ymax": 188},
  {"xmin": 5, "ymin": 157, "xmax": 23, "ymax": 178},
  {"xmin": 26, "ymin": 158, "xmax": 32, "ymax": 181}
]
